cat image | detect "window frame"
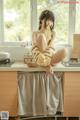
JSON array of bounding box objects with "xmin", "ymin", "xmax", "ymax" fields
[
  {"xmin": 0, "ymin": 0, "xmax": 76, "ymax": 46},
  {"xmin": 0, "ymin": 0, "xmax": 4, "ymax": 45},
  {"xmin": 68, "ymin": 0, "xmax": 76, "ymax": 45}
]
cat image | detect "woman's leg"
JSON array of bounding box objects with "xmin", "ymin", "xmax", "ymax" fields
[
  {"xmin": 36, "ymin": 34, "xmax": 47, "ymax": 52},
  {"xmin": 28, "ymin": 34, "xmax": 47, "ymax": 67},
  {"xmin": 50, "ymin": 48, "xmax": 66, "ymax": 66},
  {"xmin": 27, "ymin": 62, "xmax": 38, "ymax": 67}
]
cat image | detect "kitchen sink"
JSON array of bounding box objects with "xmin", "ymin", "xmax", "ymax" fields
[
  {"xmin": 0, "ymin": 62, "xmax": 14, "ymax": 67},
  {"xmin": 62, "ymin": 61, "xmax": 80, "ymax": 67}
]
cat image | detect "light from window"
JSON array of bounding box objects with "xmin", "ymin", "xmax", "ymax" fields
[
  {"xmin": 37, "ymin": 0, "xmax": 69, "ymax": 43},
  {"xmin": 4, "ymin": 0, "xmax": 31, "ymax": 42},
  {"xmin": 75, "ymin": 3, "xmax": 80, "ymax": 33}
]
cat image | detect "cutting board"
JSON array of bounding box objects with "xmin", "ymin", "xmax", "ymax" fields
[{"xmin": 71, "ymin": 34, "xmax": 80, "ymax": 59}]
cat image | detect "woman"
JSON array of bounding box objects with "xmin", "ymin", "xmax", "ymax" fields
[
  {"xmin": 18, "ymin": 10, "xmax": 64, "ymax": 116},
  {"xmin": 28, "ymin": 10, "xmax": 66, "ymax": 74}
]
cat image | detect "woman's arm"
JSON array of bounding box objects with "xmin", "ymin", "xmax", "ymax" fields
[{"xmin": 48, "ymin": 31, "xmax": 56, "ymax": 48}]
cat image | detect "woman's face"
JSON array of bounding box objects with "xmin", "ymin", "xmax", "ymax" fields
[
  {"xmin": 41, "ymin": 19, "xmax": 53, "ymax": 29},
  {"xmin": 46, "ymin": 20, "xmax": 53, "ymax": 28}
]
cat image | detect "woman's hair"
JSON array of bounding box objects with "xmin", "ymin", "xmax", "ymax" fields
[{"xmin": 39, "ymin": 10, "xmax": 55, "ymax": 31}]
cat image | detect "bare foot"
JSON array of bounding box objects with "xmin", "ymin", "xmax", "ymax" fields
[
  {"xmin": 27, "ymin": 62, "xmax": 38, "ymax": 67},
  {"xmin": 45, "ymin": 65, "xmax": 54, "ymax": 75}
]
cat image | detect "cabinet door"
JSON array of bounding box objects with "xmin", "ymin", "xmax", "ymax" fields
[
  {"xmin": 0, "ymin": 72, "xmax": 17, "ymax": 116},
  {"xmin": 63, "ymin": 72, "xmax": 80, "ymax": 116}
]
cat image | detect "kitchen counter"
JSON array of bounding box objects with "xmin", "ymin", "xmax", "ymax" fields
[
  {"xmin": 0, "ymin": 61, "xmax": 80, "ymax": 71},
  {"xmin": 0, "ymin": 61, "xmax": 80, "ymax": 117}
]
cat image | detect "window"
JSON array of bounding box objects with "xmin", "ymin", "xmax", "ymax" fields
[
  {"xmin": 75, "ymin": 3, "xmax": 80, "ymax": 33},
  {"xmin": 4, "ymin": 0, "xmax": 31, "ymax": 42},
  {"xmin": 37, "ymin": 0, "xmax": 69, "ymax": 43},
  {"xmin": 0, "ymin": 0, "xmax": 77, "ymax": 46}
]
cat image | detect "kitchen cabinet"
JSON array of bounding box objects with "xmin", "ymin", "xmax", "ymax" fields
[
  {"xmin": 0, "ymin": 63, "xmax": 80, "ymax": 117},
  {"xmin": 63, "ymin": 72, "xmax": 80, "ymax": 116},
  {"xmin": 0, "ymin": 72, "xmax": 17, "ymax": 116}
]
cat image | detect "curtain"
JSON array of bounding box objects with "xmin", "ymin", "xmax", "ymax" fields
[{"xmin": 18, "ymin": 71, "xmax": 63, "ymax": 117}]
